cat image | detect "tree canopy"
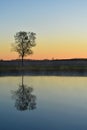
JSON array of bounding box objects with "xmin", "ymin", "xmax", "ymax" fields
[{"xmin": 13, "ymin": 31, "xmax": 36, "ymax": 65}]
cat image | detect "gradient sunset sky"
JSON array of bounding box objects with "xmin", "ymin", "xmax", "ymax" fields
[{"xmin": 0, "ymin": 0, "xmax": 87, "ymax": 60}]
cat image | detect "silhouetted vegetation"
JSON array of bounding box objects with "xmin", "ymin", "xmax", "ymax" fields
[
  {"xmin": 0, "ymin": 59, "xmax": 87, "ymax": 76},
  {"xmin": 12, "ymin": 31, "xmax": 36, "ymax": 67}
]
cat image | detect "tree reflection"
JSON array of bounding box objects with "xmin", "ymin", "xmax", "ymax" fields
[{"xmin": 12, "ymin": 76, "xmax": 36, "ymax": 111}]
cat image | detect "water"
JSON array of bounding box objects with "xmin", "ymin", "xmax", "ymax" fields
[{"xmin": 0, "ymin": 76, "xmax": 87, "ymax": 130}]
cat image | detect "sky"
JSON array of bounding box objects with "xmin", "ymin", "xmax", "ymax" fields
[{"xmin": 0, "ymin": 0, "xmax": 87, "ymax": 60}]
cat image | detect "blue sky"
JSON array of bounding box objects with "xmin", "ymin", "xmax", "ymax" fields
[{"xmin": 1, "ymin": 0, "xmax": 87, "ymax": 35}]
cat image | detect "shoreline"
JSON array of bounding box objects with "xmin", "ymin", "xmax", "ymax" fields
[{"xmin": 0, "ymin": 70, "xmax": 87, "ymax": 77}]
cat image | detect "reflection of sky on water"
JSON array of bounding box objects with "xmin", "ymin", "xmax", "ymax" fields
[{"xmin": 0, "ymin": 76, "xmax": 87, "ymax": 130}]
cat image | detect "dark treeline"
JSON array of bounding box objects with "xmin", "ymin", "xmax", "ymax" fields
[
  {"xmin": 0, "ymin": 58, "xmax": 87, "ymax": 76},
  {"xmin": 0, "ymin": 58, "xmax": 87, "ymax": 66}
]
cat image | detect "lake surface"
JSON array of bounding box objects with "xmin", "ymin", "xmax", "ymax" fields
[{"xmin": 0, "ymin": 76, "xmax": 87, "ymax": 130}]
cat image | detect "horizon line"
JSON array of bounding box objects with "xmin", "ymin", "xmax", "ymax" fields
[{"xmin": 1, "ymin": 58, "xmax": 87, "ymax": 61}]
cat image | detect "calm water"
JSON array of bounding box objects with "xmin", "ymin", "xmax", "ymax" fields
[{"xmin": 0, "ymin": 76, "xmax": 87, "ymax": 130}]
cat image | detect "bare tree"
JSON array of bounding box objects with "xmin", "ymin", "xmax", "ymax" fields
[{"xmin": 13, "ymin": 31, "xmax": 36, "ymax": 66}]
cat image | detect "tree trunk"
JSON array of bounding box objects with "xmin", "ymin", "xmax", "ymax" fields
[
  {"xmin": 21, "ymin": 56, "xmax": 24, "ymax": 76},
  {"xmin": 22, "ymin": 56, "xmax": 23, "ymax": 68}
]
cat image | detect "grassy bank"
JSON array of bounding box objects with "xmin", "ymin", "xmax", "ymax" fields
[
  {"xmin": 0, "ymin": 59, "xmax": 87, "ymax": 75},
  {"xmin": 0, "ymin": 65, "xmax": 87, "ymax": 73}
]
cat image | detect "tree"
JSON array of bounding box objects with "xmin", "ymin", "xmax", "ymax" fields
[{"xmin": 13, "ymin": 31, "xmax": 36, "ymax": 66}]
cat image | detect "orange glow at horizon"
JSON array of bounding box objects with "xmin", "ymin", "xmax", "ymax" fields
[{"xmin": 1, "ymin": 34, "xmax": 87, "ymax": 60}]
